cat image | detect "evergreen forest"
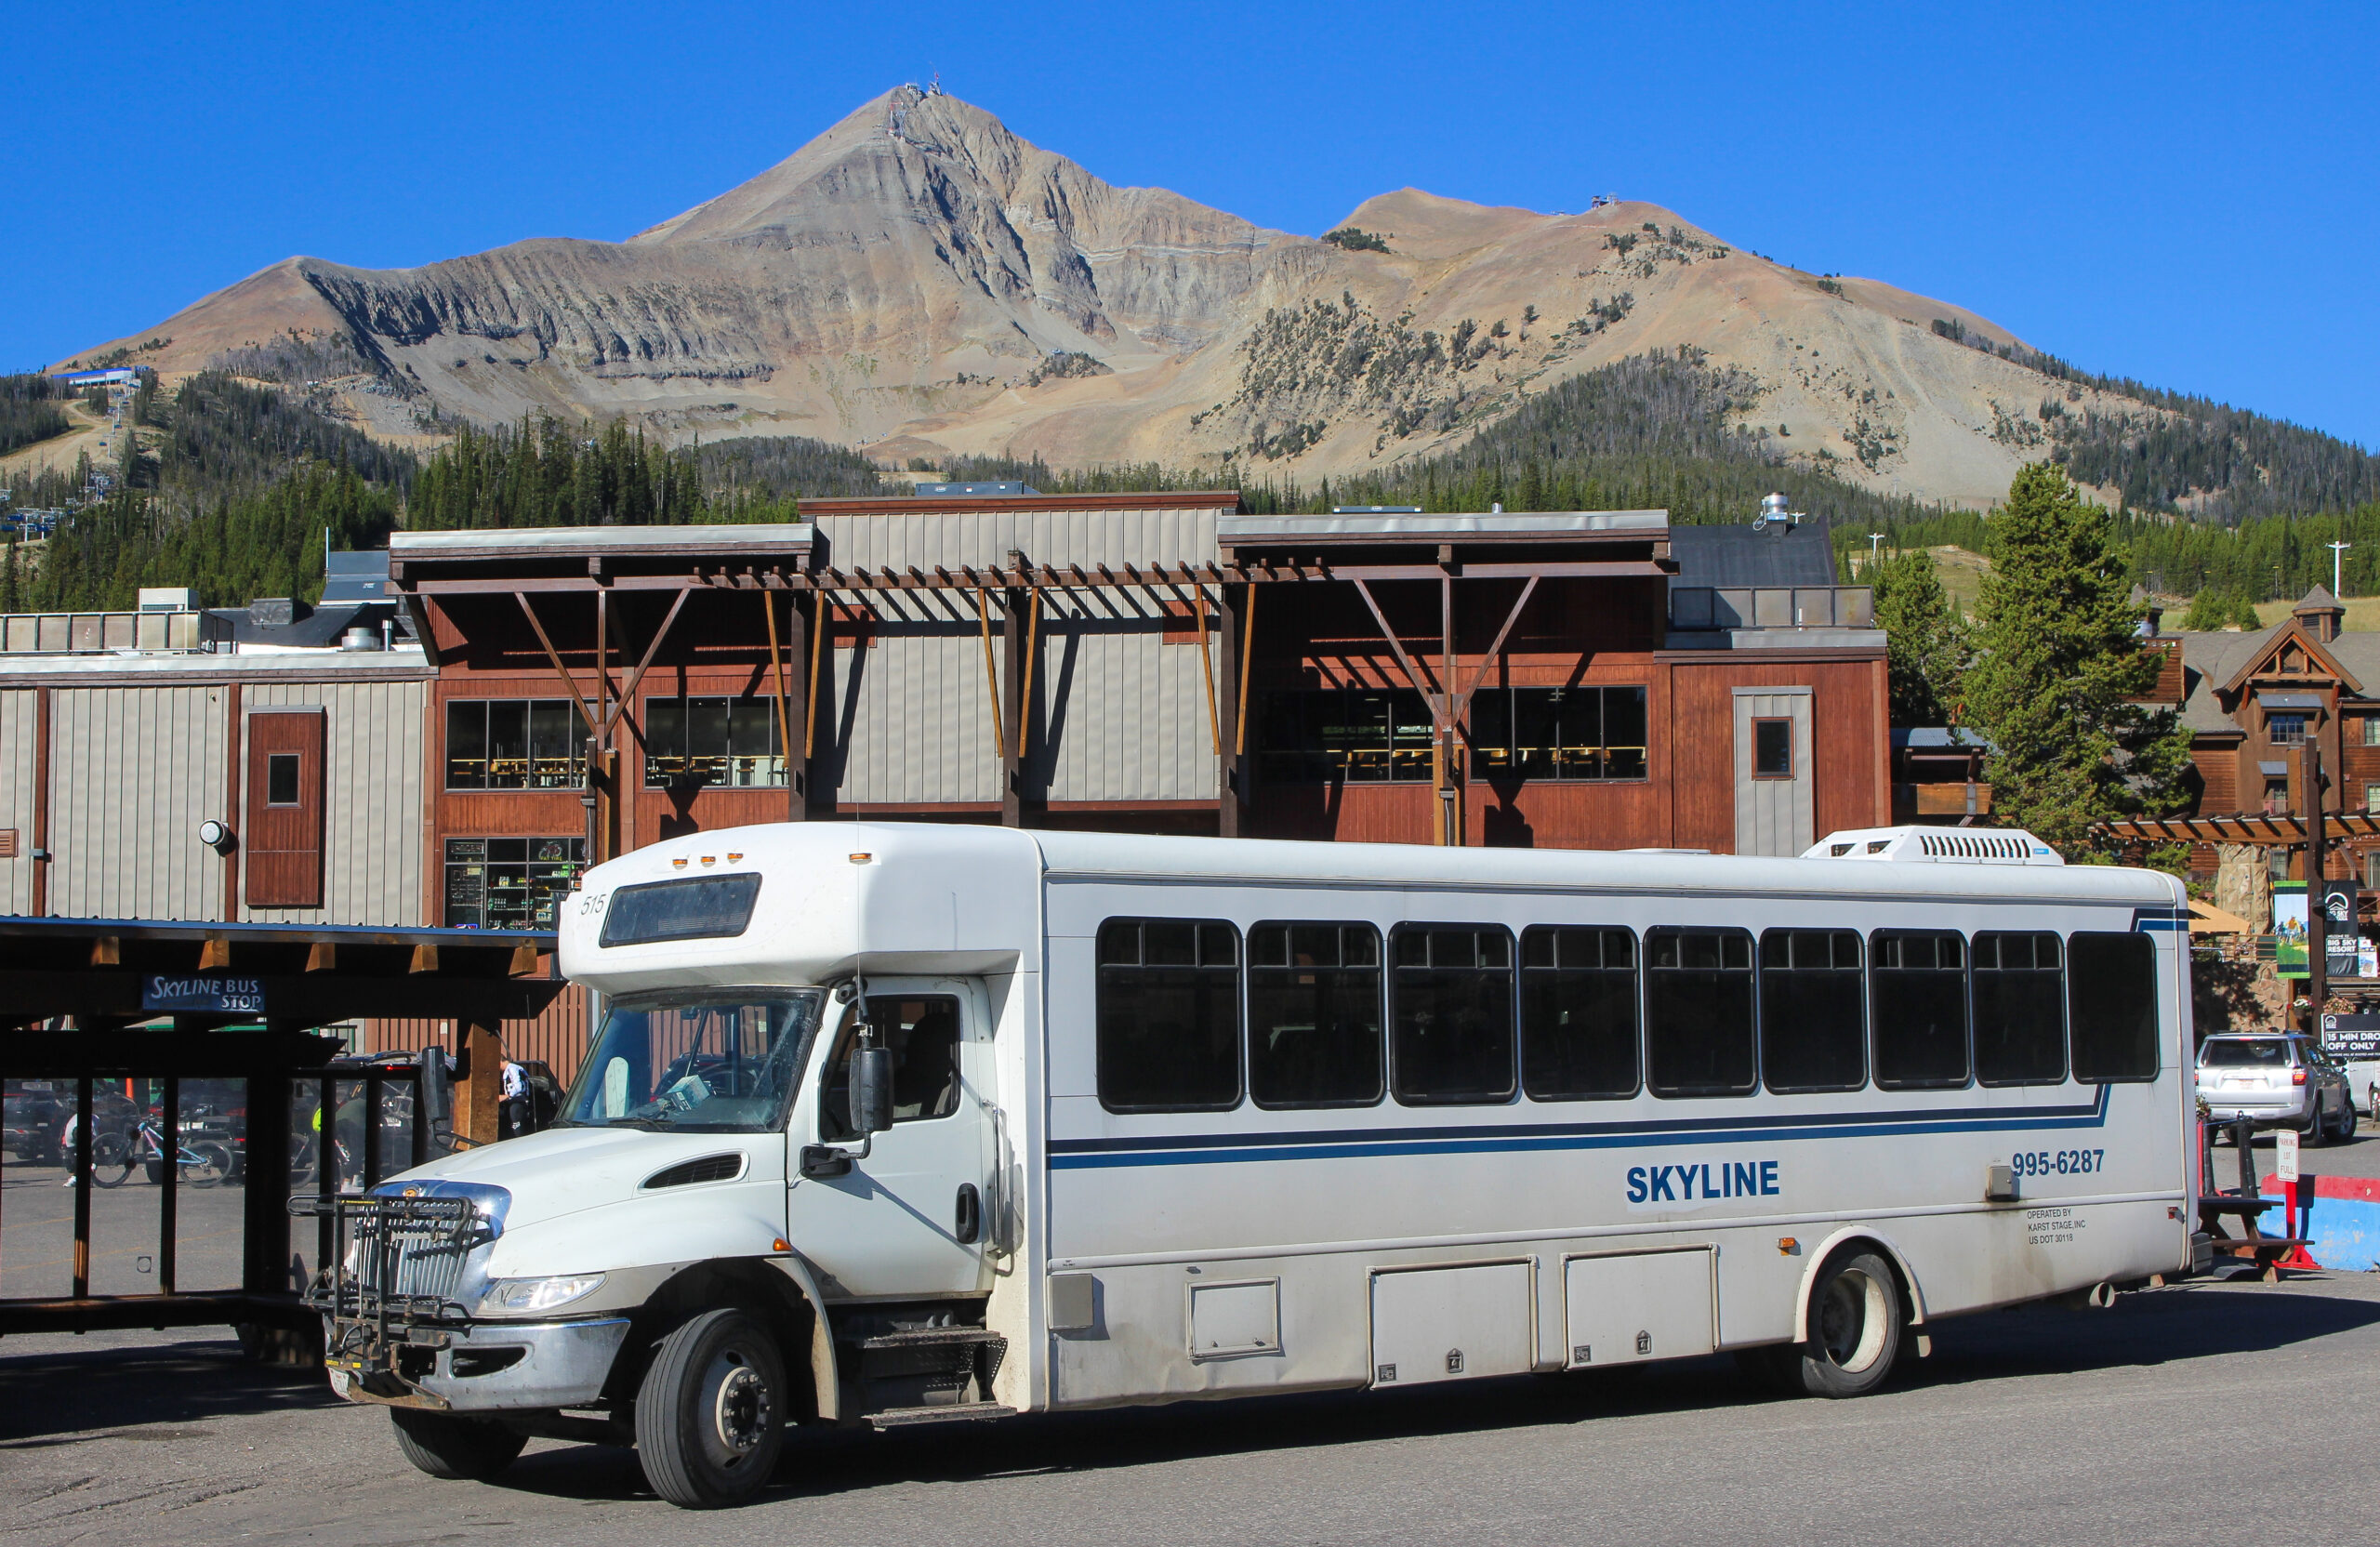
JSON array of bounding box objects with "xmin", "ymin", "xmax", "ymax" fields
[{"xmin": 6, "ymin": 337, "xmax": 2378, "ymax": 620}]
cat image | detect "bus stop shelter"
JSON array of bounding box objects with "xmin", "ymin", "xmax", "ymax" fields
[{"xmin": 0, "ymin": 917, "xmax": 563, "ymax": 1342}]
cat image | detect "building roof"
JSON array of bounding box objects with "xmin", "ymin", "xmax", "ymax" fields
[
  {"xmin": 2164, "ymin": 623, "xmax": 2380, "ymax": 734},
  {"xmin": 0, "ymin": 641, "xmax": 431, "ymax": 684},
  {"xmin": 389, "ymin": 524, "xmax": 814, "ymax": 562},
  {"xmin": 1667, "ymin": 522, "xmax": 1838, "ymax": 589},
  {"xmin": 799, "ymin": 492, "xmax": 1240, "ymax": 515},
  {"xmin": 1218, "ymin": 510, "xmax": 1665, "ymax": 547},
  {"xmin": 321, "ymin": 549, "xmax": 390, "ymax": 604}
]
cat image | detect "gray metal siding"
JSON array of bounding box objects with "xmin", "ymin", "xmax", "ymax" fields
[
  {"xmin": 241, "ymin": 679, "xmax": 427, "ymax": 925},
  {"xmin": 0, "ymin": 689, "xmax": 36, "ymax": 913},
  {"xmin": 1034, "ymin": 593, "xmax": 1219, "ymax": 802},
  {"xmin": 1733, "ymin": 690, "xmax": 1815, "ymax": 858},
  {"xmin": 49, "ymin": 685, "xmax": 230, "ymax": 920},
  {"xmin": 827, "ymin": 598, "xmax": 1003, "ymax": 805},
  {"xmin": 813, "ymin": 510, "xmax": 1223, "ymax": 805}
]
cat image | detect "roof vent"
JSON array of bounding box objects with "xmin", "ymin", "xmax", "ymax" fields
[
  {"xmin": 1803, "ymin": 825, "xmax": 2061, "ymax": 866},
  {"xmin": 641, "ymin": 1153, "xmax": 747, "ymax": 1189},
  {"xmin": 1752, "ymin": 493, "xmax": 1805, "ymax": 533}
]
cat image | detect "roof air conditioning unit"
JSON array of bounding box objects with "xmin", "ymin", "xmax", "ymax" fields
[{"xmin": 1803, "ymin": 826, "xmax": 2062, "ymax": 866}]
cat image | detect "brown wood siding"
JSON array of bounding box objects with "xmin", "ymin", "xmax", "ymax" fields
[
  {"xmin": 245, "ymin": 709, "xmax": 326, "ymax": 907},
  {"xmin": 365, "ymin": 979, "xmax": 592, "ymax": 1087},
  {"xmin": 1666, "ymin": 659, "xmax": 1883, "ymax": 853},
  {"xmin": 2194, "ymin": 746, "xmax": 2239, "ymax": 812}
]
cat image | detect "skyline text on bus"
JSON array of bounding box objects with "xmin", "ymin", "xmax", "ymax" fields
[{"xmin": 1625, "ymin": 1158, "xmax": 1781, "ymax": 1209}]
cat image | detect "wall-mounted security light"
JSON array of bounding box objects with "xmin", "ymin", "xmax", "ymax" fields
[{"xmin": 198, "ymin": 819, "xmax": 236, "ymax": 854}]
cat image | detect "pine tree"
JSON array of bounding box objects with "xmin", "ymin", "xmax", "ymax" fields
[
  {"xmin": 1869, "ymin": 548, "xmax": 1969, "ymax": 726},
  {"xmin": 1964, "ymin": 463, "xmax": 2191, "ymax": 854}
]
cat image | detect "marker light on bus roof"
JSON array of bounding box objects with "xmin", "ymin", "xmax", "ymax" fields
[
  {"xmin": 672, "ymin": 857, "xmax": 687, "ymax": 868},
  {"xmin": 727, "ymin": 853, "xmax": 743, "ymax": 863},
  {"xmin": 701, "ymin": 855, "xmax": 717, "ymax": 866},
  {"xmin": 849, "ymin": 853, "xmax": 872, "ymax": 865}
]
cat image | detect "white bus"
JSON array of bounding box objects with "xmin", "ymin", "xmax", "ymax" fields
[{"xmin": 310, "ymin": 822, "xmax": 2198, "ymax": 1508}]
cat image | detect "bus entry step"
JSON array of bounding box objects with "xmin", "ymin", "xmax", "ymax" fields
[{"xmin": 866, "ymin": 1403, "xmax": 1016, "ymax": 1429}]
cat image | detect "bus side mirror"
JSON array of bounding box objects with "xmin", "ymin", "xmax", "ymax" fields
[{"xmin": 851, "ymin": 1044, "xmax": 894, "ymax": 1137}]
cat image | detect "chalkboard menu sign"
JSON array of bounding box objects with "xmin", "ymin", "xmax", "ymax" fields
[{"xmin": 444, "ymin": 836, "xmax": 583, "ymax": 930}]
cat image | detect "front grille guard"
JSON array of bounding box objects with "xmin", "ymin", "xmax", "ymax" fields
[{"xmin": 294, "ymin": 1193, "xmax": 492, "ymax": 1335}]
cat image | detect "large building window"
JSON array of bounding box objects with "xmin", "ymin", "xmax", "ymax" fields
[
  {"xmin": 1257, "ymin": 689, "xmax": 1434, "ymax": 783},
  {"xmin": 445, "ymin": 699, "xmax": 588, "ymax": 789},
  {"xmin": 1470, "ymin": 686, "xmax": 1648, "ymax": 781},
  {"xmin": 444, "ymin": 837, "xmax": 585, "ymax": 930},
  {"xmin": 2268, "ymin": 712, "xmax": 2307, "ymax": 746},
  {"xmin": 645, "ymin": 695, "xmax": 787, "ymax": 788}
]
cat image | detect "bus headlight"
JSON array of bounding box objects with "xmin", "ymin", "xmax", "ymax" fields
[{"xmin": 481, "ymin": 1274, "xmax": 605, "ymax": 1314}]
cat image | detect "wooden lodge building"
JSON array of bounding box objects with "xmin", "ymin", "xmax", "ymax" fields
[
  {"xmin": 2123, "ymin": 587, "xmax": 2380, "ymax": 894},
  {"xmin": 4, "ymin": 486, "xmax": 1893, "ymax": 1079},
  {"xmin": 389, "ymin": 490, "xmax": 1889, "ymax": 891}
]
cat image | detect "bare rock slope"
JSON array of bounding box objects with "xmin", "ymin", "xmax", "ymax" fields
[{"xmin": 73, "ymin": 86, "xmax": 2130, "ymax": 508}]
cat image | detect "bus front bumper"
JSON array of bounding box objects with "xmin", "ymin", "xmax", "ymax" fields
[{"xmin": 325, "ymin": 1316, "xmax": 631, "ymax": 1412}]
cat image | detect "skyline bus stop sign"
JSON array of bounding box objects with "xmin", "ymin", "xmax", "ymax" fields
[{"xmin": 141, "ymin": 973, "xmax": 268, "ymax": 1014}]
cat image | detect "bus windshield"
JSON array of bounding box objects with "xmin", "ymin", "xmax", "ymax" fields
[{"xmin": 558, "ymin": 990, "xmax": 825, "ymax": 1133}]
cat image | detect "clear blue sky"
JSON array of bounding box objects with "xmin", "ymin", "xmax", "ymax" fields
[{"xmin": 7, "ymin": 1, "xmax": 2373, "ymax": 447}]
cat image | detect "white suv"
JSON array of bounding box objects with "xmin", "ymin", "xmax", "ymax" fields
[{"xmin": 2196, "ymin": 1034, "xmax": 2356, "ymax": 1144}]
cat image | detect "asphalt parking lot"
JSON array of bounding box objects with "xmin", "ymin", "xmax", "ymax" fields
[{"xmin": 6, "ymin": 1263, "xmax": 2379, "ymax": 1547}]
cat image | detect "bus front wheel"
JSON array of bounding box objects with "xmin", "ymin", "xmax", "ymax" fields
[
  {"xmin": 1792, "ymin": 1251, "xmax": 1904, "ymax": 1398},
  {"xmin": 390, "ymin": 1408, "xmax": 528, "ymax": 1480},
  {"xmin": 634, "ymin": 1307, "xmax": 786, "ymax": 1509}
]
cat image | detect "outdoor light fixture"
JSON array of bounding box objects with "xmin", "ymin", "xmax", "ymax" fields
[{"xmin": 198, "ymin": 819, "xmax": 235, "ymax": 853}]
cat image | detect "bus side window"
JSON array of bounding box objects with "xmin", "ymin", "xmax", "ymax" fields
[
  {"xmin": 1248, "ymin": 922, "xmax": 1384, "ymax": 1108},
  {"xmin": 1871, "ymin": 931, "xmax": 1970, "ymax": 1089},
  {"xmin": 1389, "ymin": 925, "xmax": 1516, "ymax": 1105},
  {"xmin": 1094, "ymin": 919, "xmax": 1244, "ymax": 1113},
  {"xmin": 2068, "ymin": 932, "xmax": 2161, "ymax": 1082},
  {"xmin": 1759, "ymin": 930, "xmax": 1865, "ymax": 1092},
  {"xmin": 1973, "ymin": 933, "xmax": 2066, "ymax": 1086},
  {"xmin": 1519, "ymin": 927, "xmax": 1641, "ymax": 1100},
  {"xmin": 1645, "ymin": 928, "xmax": 1756, "ymax": 1097}
]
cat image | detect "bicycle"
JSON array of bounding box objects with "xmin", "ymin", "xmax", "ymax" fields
[{"xmin": 90, "ymin": 1117, "xmax": 236, "ymax": 1188}]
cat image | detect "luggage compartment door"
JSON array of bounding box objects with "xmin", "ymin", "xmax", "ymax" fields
[
  {"xmin": 1562, "ymin": 1248, "xmax": 1715, "ymax": 1368},
  {"xmin": 1368, "ymin": 1261, "xmax": 1533, "ymax": 1388}
]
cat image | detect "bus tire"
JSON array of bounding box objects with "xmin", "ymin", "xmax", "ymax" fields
[
  {"xmin": 634, "ymin": 1308, "xmax": 785, "ymax": 1509},
  {"xmin": 1794, "ymin": 1250, "xmax": 1904, "ymax": 1398},
  {"xmin": 390, "ymin": 1408, "xmax": 528, "ymax": 1480}
]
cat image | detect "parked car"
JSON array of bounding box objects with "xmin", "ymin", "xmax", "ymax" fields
[
  {"xmin": 2197, "ymin": 1033, "xmax": 2356, "ymax": 1143},
  {"xmin": 4, "ymin": 1082, "xmax": 141, "ymax": 1165}
]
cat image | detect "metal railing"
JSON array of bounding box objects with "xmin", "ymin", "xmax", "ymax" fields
[
  {"xmin": 0, "ymin": 609, "xmax": 229, "ymax": 654},
  {"xmin": 1669, "ymin": 586, "xmax": 1874, "ymax": 630}
]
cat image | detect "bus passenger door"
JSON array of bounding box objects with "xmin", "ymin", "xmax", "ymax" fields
[{"xmin": 788, "ymin": 981, "xmax": 992, "ymax": 1298}]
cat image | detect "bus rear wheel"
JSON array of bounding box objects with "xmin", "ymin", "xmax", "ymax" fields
[
  {"xmin": 634, "ymin": 1307, "xmax": 785, "ymax": 1509},
  {"xmin": 1792, "ymin": 1250, "xmax": 1904, "ymax": 1398}
]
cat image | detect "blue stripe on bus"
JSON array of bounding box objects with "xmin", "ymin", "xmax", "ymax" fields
[
  {"xmin": 2135, "ymin": 918, "xmax": 2188, "ymax": 932},
  {"xmin": 1050, "ymin": 1087, "xmax": 2112, "ymax": 1170}
]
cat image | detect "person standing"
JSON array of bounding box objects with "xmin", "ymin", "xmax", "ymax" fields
[{"xmin": 500, "ymin": 1059, "xmax": 528, "ymax": 1140}]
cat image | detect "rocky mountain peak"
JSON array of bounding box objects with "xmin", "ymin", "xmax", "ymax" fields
[{"xmin": 63, "ymin": 87, "xmax": 2161, "ymax": 509}]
